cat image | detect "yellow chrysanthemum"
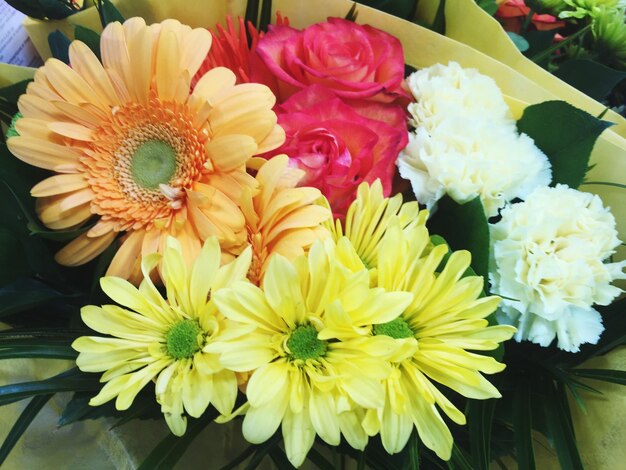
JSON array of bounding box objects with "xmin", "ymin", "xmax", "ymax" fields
[
  {"xmin": 72, "ymin": 236, "xmax": 251, "ymax": 436},
  {"xmin": 329, "ymin": 180, "xmax": 427, "ymax": 270},
  {"xmin": 234, "ymin": 155, "xmax": 331, "ymax": 284},
  {"xmin": 210, "ymin": 239, "xmax": 412, "ymax": 467},
  {"xmin": 7, "ymin": 17, "xmax": 284, "ymax": 282},
  {"xmin": 332, "ymin": 222, "xmax": 516, "ymax": 460}
]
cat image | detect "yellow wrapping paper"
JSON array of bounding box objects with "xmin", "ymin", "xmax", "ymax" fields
[{"xmin": 1, "ymin": 1, "xmax": 624, "ymax": 468}]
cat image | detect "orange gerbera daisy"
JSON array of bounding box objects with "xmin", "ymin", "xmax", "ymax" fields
[
  {"xmin": 233, "ymin": 155, "xmax": 331, "ymax": 285},
  {"xmin": 7, "ymin": 18, "xmax": 285, "ymax": 283}
]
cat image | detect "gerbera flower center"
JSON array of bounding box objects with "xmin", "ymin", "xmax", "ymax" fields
[
  {"xmin": 130, "ymin": 140, "xmax": 178, "ymax": 190},
  {"xmin": 165, "ymin": 319, "xmax": 203, "ymax": 359},
  {"xmin": 373, "ymin": 317, "xmax": 414, "ymax": 339},
  {"xmin": 84, "ymin": 98, "xmax": 208, "ymax": 231},
  {"xmin": 287, "ymin": 324, "xmax": 328, "ymax": 361}
]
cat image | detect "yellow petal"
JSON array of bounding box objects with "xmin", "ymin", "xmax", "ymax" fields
[
  {"xmin": 155, "ymin": 29, "xmax": 180, "ymax": 102},
  {"xmin": 45, "ymin": 58, "xmax": 107, "ymax": 109},
  {"xmin": 47, "ymin": 121, "xmax": 95, "ymax": 141},
  {"xmin": 8, "ymin": 136, "xmax": 81, "ymax": 172}
]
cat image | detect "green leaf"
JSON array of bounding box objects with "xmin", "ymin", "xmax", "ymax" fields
[
  {"xmin": 37, "ymin": 0, "xmax": 78, "ymax": 20},
  {"xmin": 219, "ymin": 445, "xmax": 257, "ymax": 470},
  {"xmin": 524, "ymin": 30, "xmax": 557, "ymax": 66},
  {"xmin": 0, "ymin": 394, "xmax": 53, "ymax": 465},
  {"xmin": 244, "ymin": 433, "xmax": 281, "ymax": 470},
  {"xmin": 74, "ymin": 25, "xmax": 101, "ymax": 60},
  {"xmin": 48, "ymin": 30, "xmax": 72, "ymax": 64},
  {"xmin": 0, "ymin": 230, "xmax": 30, "ymax": 285},
  {"xmin": 448, "ymin": 444, "xmax": 473, "ymax": 470},
  {"xmin": 569, "ymin": 369, "xmax": 626, "ymax": 386},
  {"xmin": 0, "ymin": 368, "xmax": 100, "ymax": 406},
  {"xmin": 96, "ymin": 0, "xmax": 125, "ymax": 28},
  {"xmin": 259, "ymin": 0, "xmax": 273, "ymax": 32},
  {"xmin": 244, "ymin": 0, "xmax": 260, "ymax": 27},
  {"xmin": 554, "ymin": 59, "xmax": 626, "ymax": 101},
  {"xmin": 427, "ymin": 196, "xmax": 490, "ymax": 280},
  {"xmin": 404, "ymin": 431, "xmax": 420, "ymax": 469},
  {"xmin": 138, "ymin": 412, "xmax": 215, "ymax": 470},
  {"xmin": 345, "ymin": 2, "xmax": 359, "ymax": 21},
  {"xmin": 0, "ymin": 279, "xmax": 67, "ymax": 318},
  {"xmin": 517, "ymin": 101, "xmax": 612, "ymax": 189},
  {"xmin": 4, "ymin": 0, "xmax": 47, "ymax": 19},
  {"xmin": 542, "ymin": 379, "xmax": 584, "ymax": 470},
  {"xmin": 431, "ymin": 0, "xmax": 446, "ymax": 35},
  {"xmin": 355, "ymin": 0, "xmax": 416, "ymax": 19},
  {"xmin": 512, "ymin": 382, "xmax": 536, "ymax": 470},
  {"xmin": 305, "ymin": 447, "xmax": 335, "ymax": 470},
  {"xmin": 475, "ymin": 0, "xmax": 498, "ymax": 15},
  {"xmin": 467, "ymin": 399, "xmax": 496, "ymax": 470},
  {"xmin": 0, "ymin": 342, "xmax": 77, "ymax": 360},
  {"xmin": 508, "ymin": 32, "xmax": 530, "ymax": 52},
  {"xmin": 268, "ymin": 446, "xmax": 292, "ymax": 469}
]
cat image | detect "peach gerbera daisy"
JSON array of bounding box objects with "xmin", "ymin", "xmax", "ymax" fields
[
  {"xmin": 233, "ymin": 155, "xmax": 331, "ymax": 285},
  {"xmin": 7, "ymin": 18, "xmax": 285, "ymax": 283}
]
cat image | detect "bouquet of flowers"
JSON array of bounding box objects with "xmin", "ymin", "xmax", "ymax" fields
[{"xmin": 0, "ymin": 0, "xmax": 624, "ymax": 468}]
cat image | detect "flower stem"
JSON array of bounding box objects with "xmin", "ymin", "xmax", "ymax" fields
[{"xmin": 531, "ymin": 24, "xmax": 592, "ymax": 64}]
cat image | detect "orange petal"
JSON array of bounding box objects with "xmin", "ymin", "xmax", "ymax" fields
[
  {"xmin": 37, "ymin": 194, "xmax": 93, "ymax": 229},
  {"xmin": 45, "ymin": 58, "xmax": 108, "ymax": 110},
  {"xmin": 123, "ymin": 17, "xmax": 152, "ymax": 103},
  {"xmin": 106, "ymin": 230, "xmax": 145, "ymax": 280},
  {"xmin": 69, "ymin": 41, "xmax": 120, "ymax": 107},
  {"xmin": 18, "ymin": 95, "xmax": 67, "ymax": 121},
  {"xmin": 155, "ymin": 29, "xmax": 180, "ymax": 102},
  {"xmin": 206, "ymin": 134, "xmax": 257, "ymax": 172},
  {"xmin": 31, "ymin": 174, "xmax": 89, "ymax": 197},
  {"xmin": 7, "ymin": 136, "xmax": 81, "ymax": 172},
  {"xmin": 101, "ymin": 22, "xmax": 133, "ymax": 101},
  {"xmin": 48, "ymin": 122, "xmax": 95, "ymax": 141},
  {"xmin": 55, "ymin": 231, "xmax": 116, "ymax": 266},
  {"xmin": 59, "ymin": 187, "xmax": 95, "ymax": 211}
]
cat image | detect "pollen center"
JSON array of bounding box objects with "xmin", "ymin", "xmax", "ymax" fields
[
  {"xmin": 165, "ymin": 319, "xmax": 202, "ymax": 360},
  {"xmin": 130, "ymin": 140, "xmax": 177, "ymax": 190},
  {"xmin": 287, "ymin": 325, "xmax": 328, "ymax": 361},
  {"xmin": 373, "ymin": 317, "xmax": 414, "ymax": 339}
]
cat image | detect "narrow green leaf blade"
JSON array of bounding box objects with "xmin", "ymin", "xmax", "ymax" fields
[
  {"xmin": 138, "ymin": 413, "xmax": 214, "ymax": 470},
  {"xmin": 0, "ymin": 394, "xmax": 53, "ymax": 465},
  {"xmin": 554, "ymin": 59, "xmax": 626, "ymax": 102},
  {"xmin": 517, "ymin": 101, "xmax": 612, "ymax": 189},
  {"xmin": 96, "ymin": 0, "xmax": 125, "ymax": 28},
  {"xmin": 513, "ymin": 382, "xmax": 536, "ymax": 470},
  {"xmin": 569, "ymin": 369, "xmax": 626, "ymax": 386},
  {"xmin": 542, "ymin": 379, "xmax": 584, "ymax": 470},
  {"xmin": 468, "ymin": 399, "xmax": 496, "ymax": 470}
]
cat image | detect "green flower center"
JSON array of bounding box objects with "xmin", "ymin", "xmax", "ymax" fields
[
  {"xmin": 287, "ymin": 325, "xmax": 328, "ymax": 361},
  {"xmin": 165, "ymin": 319, "xmax": 202, "ymax": 360},
  {"xmin": 373, "ymin": 317, "xmax": 414, "ymax": 339},
  {"xmin": 130, "ymin": 140, "xmax": 177, "ymax": 190}
]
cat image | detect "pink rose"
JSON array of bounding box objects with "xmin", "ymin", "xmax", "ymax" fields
[
  {"xmin": 262, "ymin": 85, "xmax": 408, "ymax": 217},
  {"xmin": 254, "ymin": 17, "xmax": 409, "ymax": 103}
]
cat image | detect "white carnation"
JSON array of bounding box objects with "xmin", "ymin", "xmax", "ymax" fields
[
  {"xmin": 397, "ymin": 118, "xmax": 552, "ymax": 217},
  {"xmin": 490, "ymin": 185, "xmax": 626, "ymax": 352},
  {"xmin": 406, "ymin": 62, "xmax": 513, "ymax": 132}
]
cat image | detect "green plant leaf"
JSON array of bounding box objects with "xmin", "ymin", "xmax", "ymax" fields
[
  {"xmin": 345, "ymin": 2, "xmax": 359, "ymax": 21},
  {"xmin": 427, "ymin": 196, "xmax": 490, "ymax": 280},
  {"xmin": 4, "ymin": 0, "xmax": 48, "ymax": 19},
  {"xmin": 0, "ymin": 368, "xmax": 100, "ymax": 406},
  {"xmin": 259, "ymin": 0, "xmax": 273, "ymax": 32},
  {"xmin": 431, "ymin": 0, "xmax": 446, "ymax": 35},
  {"xmin": 37, "ymin": 0, "xmax": 78, "ymax": 19},
  {"xmin": 512, "ymin": 382, "xmax": 536, "ymax": 470},
  {"xmin": 524, "ymin": 30, "xmax": 557, "ymax": 66},
  {"xmin": 555, "ymin": 59, "xmax": 626, "ymax": 101},
  {"xmin": 48, "ymin": 30, "xmax": 72, "ymax": 64},
  {"xmin": 355, "ymin": 0, "xmax": 416, "ymax": 19},
  {"xmin": 404, "ymin": 431, "xmax": 420, "ymax": 469},
  {"xmin": 448, "ymin": 444, "xmax": 473, "ymax": 470},
  {"xmin": 0, "ymin": 393, "xmax": 53, "ymax": 465},
  {"xmin": 468, "ymin": 399, "xmax": 496, "ymax": 470},
  {"xmin": 508, "ymin": 32, "xmax": 530, "ymax": 52},
  {"xmin": 268, "ymin": 446, "xmax": 292, "ymax": 469},
  {"xmin": 96, "ymin": 0, "xmax": 125, "ymax": 28},
  {"xmin": 244, "ymin": 433, "xmax": 281, "ymax": 469},
  {"xmin": 305, "ymin": 447, "xmax": 335, "ymax": 470},
  {"xmin": 475, "ymin": 0, "xmax": 498, "ymax": 15},
  {"xmin": 517, "ymin": 101, "xmax": 612, "ymax": 189},
  {"xmin": 569, "ymin": 369, "xmax": 626, "ymax": 386},
  {"xmin": 0, "ymin": 342, "xmax": 77, "ymax": 360},
  {"xmin": 74, "ymin": 25, "xmax": 101, "ymax": 60},
  {"xmin": 244, "ymin": 0, "xmax": 260, "ymax": 27},
  {"xmin": 137, "ymin": 412, "xmax": 216, "ymax": 470},
  {"xmin": 542, "ymin": 379, "xmax": 584, "ymax": 470},
  {"xmin": 0, "ymin": 279, "xmax": 67, "ymax": 318}
]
